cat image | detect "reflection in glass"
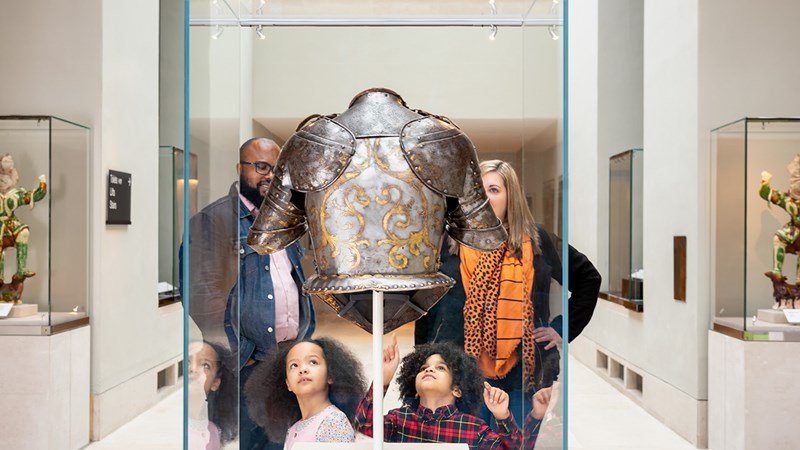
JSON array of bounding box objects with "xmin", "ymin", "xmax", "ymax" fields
[
  {"xmin": 187, "ymin": 2, "xmax": 565, "ymax": 448},
  {"xmin": 159, "ymin": 146, "xmax": 197, "ymax": 305},
  {"xmin": 188, "ymin": 340, "xmax": 237, "ymax": 449}
]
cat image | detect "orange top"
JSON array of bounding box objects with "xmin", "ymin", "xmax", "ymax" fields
[{"xmin": 460, "ymin": 236, "xmax": 534, "ymax": 378}]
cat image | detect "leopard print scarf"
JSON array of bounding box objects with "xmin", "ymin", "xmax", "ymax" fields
[{"xmin": 462, "ymin": 239, "xmax": 536, "ymax": 388}]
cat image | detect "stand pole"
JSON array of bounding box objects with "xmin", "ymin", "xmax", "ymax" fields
[{"xmin": 372, "ymin": 290, "xmax": 384, "ymax": 449}]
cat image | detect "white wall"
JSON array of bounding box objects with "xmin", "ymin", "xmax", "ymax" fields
[
  {"xmin": 570, "ymin": 0, "xmax": 800, "ymax": 443},
  {"xmin": 158, "ymin": 0, "xmax": 185, "ymax": 284},
  {"xmin": 698, "ymin": 0, "xmax": 800, "ymax": 317},
  {"xmin": 93, "ymin": 0, "xmax": 181, "ymax": 393},
  {"xmin": 641, "ymin": 0, "xmax": 703, "ymax": 396},
  {"xmin": 568, "ymin": 3, "xmax": 704, "ymax": 444},
  {"xmin": 570, "ymin": 0, "xmax": 705, "ymax": 403},
  {"xmin": 1, "ymin": 0, "xmax": 183, "ymax": 439},
  {"xmin": 251, "ymin": 27, "xmax": 528, "ymax": 123},
  {"xmin": 577, "ymin": 0, "xmax": 800, "ymax": 401},
  {"xmin": 596, "ymin": 0, "xmax": 644, "ymax": 286},
  {"xmin": 567, "ymin": 0, "xmax": 600, "ymax": 259},
  {"xmin": 159, "ymin": 0, "xmax": 184, "ymax": 150},
  {"xmin": 0, "ymin": 0, "xmax": 102, "ymax": 124}
]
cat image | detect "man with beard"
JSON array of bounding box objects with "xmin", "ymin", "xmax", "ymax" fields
[{"xmin": 185, "ymin": 137, "xmax": 315, "ymax": 449}]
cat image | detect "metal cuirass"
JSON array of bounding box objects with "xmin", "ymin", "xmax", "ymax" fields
[{"xmin": 248, "ymin": 88, "xmax": 506, "ymax": 333}]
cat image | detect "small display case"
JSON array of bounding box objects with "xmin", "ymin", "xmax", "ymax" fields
[
  {"xmin": 158, "ymin": 146, "xmax": 197, "ymax": 306},
  {"xmin": 0, "ymin": 116, "xmax": 90, "ymax": 335},
  {"xmin": 601, "ymin": 149, "xmax": 644, "ymax": 311},
  {"xmin": 711, "ymin": 117, "xmax": 800, "ymax": 340}
]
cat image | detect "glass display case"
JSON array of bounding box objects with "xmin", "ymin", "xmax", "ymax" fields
[
  {"xmin": 711, "ymin": 117, "xmax": 800, "ymax": 340},
  {"xmin": 158, "ymin": 146, "xmax": 197, "ymax": 306},
  {"xmin": 0, "ymin": 116, "xmax": 90, "ymax": 335},
  {"xmin": 602, "ymin": 149, "xmax": 644, "ymax": 311},
  {"xmin": 186, "ymin": 1, "xmax": 566, "ymax": 448}
]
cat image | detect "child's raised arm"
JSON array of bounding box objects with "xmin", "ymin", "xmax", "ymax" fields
[
  {"xmin": 531, "ymin": 386, "xmax": 553, "ymax": 421},
  {"xmin": 482, "ymin": 381, "xmax": 510, "ymax": 420},
  {"xmin": 354, "ymin": 335, "xmax": 401, "ymax": 440},
  {"xmin": 383, "ymin": 334, "xmax": 400, "ymax": 388}
]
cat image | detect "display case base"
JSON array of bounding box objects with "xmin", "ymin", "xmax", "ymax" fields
[
  {"xmin": 757, "ymin": 308, "xmax": 792, "ymax": 324},
  {"xmin": 599, "ymin": 291, "xmax": 644, "ymax": 312},
  {"xmin": 0, "ymin": 325, "xmax": 90, "ymax": 450},
  {"xmin": 8, "ymin": 303, "xmax": 38, "ymax": 318},
  {"xmin": 0, "ymin": 311, "xmax": 88, "ymax": 336},
  {"xmin": 709, "ymin": 330, "xmax": 800, "ymax": 449},
  {"xmin": 713, "ymin": 317, "xmax": 800, "ymax": 341}
]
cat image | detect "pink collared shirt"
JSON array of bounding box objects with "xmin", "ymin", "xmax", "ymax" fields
[{"xmin": 240, "ymin": 191, "xmax": 300, "ymax": 343}]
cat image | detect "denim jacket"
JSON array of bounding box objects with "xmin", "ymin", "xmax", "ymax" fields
[{"xmin": 225, "ymin": 194, "xmax": 316, "ymax": 369}]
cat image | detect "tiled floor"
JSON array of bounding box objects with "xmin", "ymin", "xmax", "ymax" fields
[{"xmin": 85, "ymin": 307, "xmax": 698, "ymax": 449}]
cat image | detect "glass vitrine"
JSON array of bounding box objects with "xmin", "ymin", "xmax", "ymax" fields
[
  {"xmin": 603, "ymin": 149, "xmax": 644, "ymax": 310},
  {"xmin": 0, "ymin": 116, "xmax": 90, "ymax": 335},
  {"xmin": 158, "ymin": 146, "xmax": 197, "ymax": 306},
  {"xmin": 186, "ymin": 1, "xmax": 566, "ymax": 448},
  {"xmin": 711, "ymin": 117, "xmax": 800, "ymax": 340}
]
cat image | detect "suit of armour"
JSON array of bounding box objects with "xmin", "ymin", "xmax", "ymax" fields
[{"xmin": 248, "ymin": 88, "xmax": 506, "ymax": 332}]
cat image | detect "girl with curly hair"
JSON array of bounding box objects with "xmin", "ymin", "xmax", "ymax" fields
[
  {"xmin": 187, "ymin": 340, "xmax": 237, "ymax": 449},
  {"xmin": 244, "ymin": 337, "xmax": 367, "ymax": 449},
  {"xmin": 354, "ymin": 336, "xmax": 522, "ymax": 450}
]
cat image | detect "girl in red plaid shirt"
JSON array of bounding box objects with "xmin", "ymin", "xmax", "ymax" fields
[{"xmin": 354, "ymin": 337, "xmax": 522, "ymax": 449}]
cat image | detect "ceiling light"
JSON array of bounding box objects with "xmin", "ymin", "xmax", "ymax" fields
[
  {"xmin": 211, "ymin": 25, "xmax": 224, "ymax": 40},
  {"xmin": 548, "ymin": 25, "xmax": 560, "ymax": 40}
]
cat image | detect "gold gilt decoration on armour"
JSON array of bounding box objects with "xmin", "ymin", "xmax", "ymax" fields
[
  {"xmin": 372, "ymin": 138, "xmax": 439, "ymax": 270},
  {"xmin": 308, "ymin": 137, "xmax": 441, "ymax": 273},
  {"xmin": 314, "ymin": 150, "xmax": 371, "ymax": 272}
]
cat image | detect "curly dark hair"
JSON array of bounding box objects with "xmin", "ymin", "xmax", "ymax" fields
[
  {"xmin": 396, "ymin": 341, "xmax": 485, "ymax": 415},
  {"xmin": 244, "ymin": 337, "xmax": 368, "ymax": 443},
  {"xmin": 203, "ymin": 341, "xmax": 238, "ymax": 443}
]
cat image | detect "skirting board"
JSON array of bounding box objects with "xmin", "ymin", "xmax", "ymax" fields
[
  {"xmin": 91, "ymin": 354, "xmax": 182, "ymax": 441},
  {"xmin": 570, "ymin": 335, "xmax": 708, "ymax": 448}
]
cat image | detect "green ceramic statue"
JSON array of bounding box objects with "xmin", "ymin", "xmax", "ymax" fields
[{"xmin": 0, "ymin": 153, "xmax": 47, "ymax": 304}]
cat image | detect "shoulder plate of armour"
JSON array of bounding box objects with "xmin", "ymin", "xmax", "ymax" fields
[
  {"xmin": 400, "ymin": 114, "xmax": 476, "ymax": 198},
  {"xmin": 283, "ymin": 114, "xmax": 356, "ymax": 193}
]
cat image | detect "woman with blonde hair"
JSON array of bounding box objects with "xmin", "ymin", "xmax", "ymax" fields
[{"xmin": 416, "ymin": 159, "xmax": 600, "ymax": 448}]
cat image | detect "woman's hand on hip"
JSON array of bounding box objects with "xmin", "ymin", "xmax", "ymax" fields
[{"xmin": 533, "ymin": 327, "xmax": 562, "ymax": 350}]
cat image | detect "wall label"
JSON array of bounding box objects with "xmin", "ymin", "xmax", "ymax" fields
[{"xmin": 106, "ymin": 170, "xmax": 132, "ymax": 225}]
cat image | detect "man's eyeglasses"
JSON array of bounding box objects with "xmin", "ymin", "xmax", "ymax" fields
[{"xmin": 240, "ymin": 160, "xmax": 274, "ymax": 175}]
